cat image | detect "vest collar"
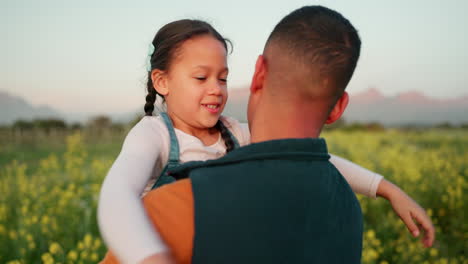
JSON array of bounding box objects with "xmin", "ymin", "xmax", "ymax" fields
[{"xmin": 170, "ymin": 138, "xmax": 329, "ymax": 179}]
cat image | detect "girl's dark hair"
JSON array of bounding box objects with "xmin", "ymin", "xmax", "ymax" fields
[
  {"xmin": 215, "ymin": 120, "xmax": 235, "ymax": 152},
  {"xmin": 144, "ymin": 19, "xmax": 235, "ymax": 152}
]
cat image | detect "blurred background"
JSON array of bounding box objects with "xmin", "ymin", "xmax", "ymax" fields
[{"xmin": 1, "ymin": 0, "xmax": 467, "ymax": 263}]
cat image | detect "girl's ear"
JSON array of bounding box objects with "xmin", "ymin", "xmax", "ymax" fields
[{"xmin": 151, "ymin": 69, "xmax": 169, "ymax": 96}]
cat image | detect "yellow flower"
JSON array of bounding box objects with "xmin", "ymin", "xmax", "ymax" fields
[
  {"xmin": 80, "ymin": 251, "xmax": 89, "ymax": 260},
  {"xmin": 21, "ymin": 205, "xmax": 28, "ymax": 215},
  {"xmin": 77, "ymin": 242, "xmax": 84, "ymax": 250},
  {"xmin": 42, "ymin": 215, "xmax": 50, "ymax": 225},
  {"xmin": 84, "ymin": 233, "xmax": 93, "ymax": 247},
  {"xmin": 430, "ymin": 248, "xmax": 438, "ymax": 257},
  {"xmin": 28, "ymin": 242, "xmax": 36, "ymax": 250},
  {"xmin": 67, "ymin": 250, "xmax": 78, "ymax": 261},
  {"xmin": 438, "ymin": 258, "xmax": 448, "ymax": 264},
  {"xmin": 368, "ymin": 249, "xmax": 379, "ymax": 259},
  {"xmin": 6, "ymin": 260, "xmax": 22, "ymax": 264},
  {"xmin": 49, "ymin": 242, "xmax": 62, "ymax": 254},
  {"xmin": 366, "ymin": 230, "xmax": 376, "ymax": 239},
  {"xmin": 41, "ymin": 253, "xmax": 54, "ymax": 264},
  {"xmin": 91, "ymin": 253, "xmax": 99, "ymax": 261},
  {"xmin": 93, "ymin": 238, "xmax": 102, "ymax": 249}
]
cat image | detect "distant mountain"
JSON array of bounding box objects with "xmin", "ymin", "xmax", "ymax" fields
[
  {"xmin": 351, "ymin": 87, "xmax": 386, "ymax": 104},
  {"xmin": 0, "ymin": 91, "xmax": 141, "ymax": 125},
  {"xmin": 64, "ymin": 111, "xmax": 141, "ymax": 125},
  {"xmin": 0, "ymin": 91, "xmax": 63, "ymax": 124},
  {"xmin": 223, "ymin": 87, "xmax": 468, "ymax": 126},
  {"xmin": 346, "ymin": 88, "xmax": 468, "ymax": 125},
  {"xmin": 2, "ymin": 88, "xmax": 467, "ymax": 126}
]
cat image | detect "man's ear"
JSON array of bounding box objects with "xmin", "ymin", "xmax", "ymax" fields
[
  {"xmin": 325, "ymin": 91, "xmax": 349, "ymax": 124},
  {"xmin": 249, "ymin": 55, "xmax": 266, "ymax": 94},
  {"xmin": 151, "ymin": 69, "xmax": 169, "ymax": 96}
]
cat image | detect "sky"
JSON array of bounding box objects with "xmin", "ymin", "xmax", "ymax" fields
[{"xmin": 1, "ymin": 0, "xmax": 467, "ymax": 114}]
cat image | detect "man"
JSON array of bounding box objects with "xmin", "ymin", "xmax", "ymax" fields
[{"xmin": 103, "ymin": 6, "xmax": 433, "ymax": 264}]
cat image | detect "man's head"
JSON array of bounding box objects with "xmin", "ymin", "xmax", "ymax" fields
[{"xmin": 247, "ymin": 6, "xmax": 361, "ymax": 140}]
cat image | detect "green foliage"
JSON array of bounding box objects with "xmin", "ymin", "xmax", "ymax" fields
[
  {"xmin": 323, "ymin": 129, "xmax": 468, "ymax": 263},
  {"xmin": 0, "ymin": 132, "xmax": 114, "ymax": 263},
  {"xmin": 0, "ymin": 129, "xmax": 467, "ymax": 263},
  {"xmin": 325, "ymin": 120, "xmax": 386, "ymax": 132},
  {"xmin": 7, "ymin": 116, "xmax": 128, "ymax": 134},
  {"xmin": 86, "ymin": 116, "xmax": 112, "ymax": 130},
  {"xmin": 12, "ymin": 119, "xmax": 67, "ymax": 132}
]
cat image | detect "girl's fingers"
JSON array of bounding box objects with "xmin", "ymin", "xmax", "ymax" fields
[
  {"xmin": 401, "ymin": 211, "xmax": 420, "ymax": 237},
  {"xmin": 410, "ymin": 210, "xmax": 435, "ymax": 247}
]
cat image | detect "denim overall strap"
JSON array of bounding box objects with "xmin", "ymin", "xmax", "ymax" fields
[
  {"xmin": 161, "ymin": 112, "xmax": 180, "ymax": 165},
  {"xmin": 151, "ymin": 112, "xmax": 180, "ymax": 189},
  {"xmin": 219, "ymin": 120, "xmax": 240, "ymax": 149}
]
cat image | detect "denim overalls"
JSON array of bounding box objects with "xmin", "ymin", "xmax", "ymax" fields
[{"xmin": 151, "ymin": 112, "xmax": 240, "ymax": 189}]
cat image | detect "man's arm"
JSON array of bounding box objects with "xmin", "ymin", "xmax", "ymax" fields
[{"xmin": 100, "ymin": 179, "xmax": 195, "ymax": 264}]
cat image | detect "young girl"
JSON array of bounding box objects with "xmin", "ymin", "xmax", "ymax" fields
[{"xmin": 98, "ymin": 19, "xmax": 433, "ymax": 264}]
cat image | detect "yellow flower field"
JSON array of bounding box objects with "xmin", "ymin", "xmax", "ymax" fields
[{"xmin": 0, "ymin": 129, "xmax": 467, "ymax": 263}]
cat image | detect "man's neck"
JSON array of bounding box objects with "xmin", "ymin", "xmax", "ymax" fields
[{"xmin": 249, "ymin": 101, "xmax": 327, "ymax": 143}]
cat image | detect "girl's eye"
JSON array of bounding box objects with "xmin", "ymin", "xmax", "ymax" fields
[
  {"xmin": 219, "ymin": 78, "xmax": 227, "ymax": 83},
  {"xmin": 195, "ymin": 77, "xmax": 206, "ymax": 81}
]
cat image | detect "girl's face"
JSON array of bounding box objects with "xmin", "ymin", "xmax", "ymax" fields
[{"xmin": 161, "ymin": 35, "xmax": 228, "ymax": 132}]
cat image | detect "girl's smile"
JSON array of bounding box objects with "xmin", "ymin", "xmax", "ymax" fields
[
  {"xmin": 153, "ymin": 34, "xmax": 229, "ymax": 139},
  {"xmin": 201, "ymin": 103, "xmax": 222, "ymax": 113}
]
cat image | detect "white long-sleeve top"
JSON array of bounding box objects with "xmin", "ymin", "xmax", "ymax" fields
[{"xmin": 97, "ymin": 115, "xmax": 383, "ymax": 264}]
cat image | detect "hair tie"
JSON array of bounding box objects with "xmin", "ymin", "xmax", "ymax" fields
[{"xmin": 146, "ymin": 43, "xmax": 155, "ymax": 72}]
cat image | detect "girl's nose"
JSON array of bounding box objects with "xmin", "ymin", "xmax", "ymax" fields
[{"xmin": 208, "ymin": 81, "xmax": 223, "ymax": 95}]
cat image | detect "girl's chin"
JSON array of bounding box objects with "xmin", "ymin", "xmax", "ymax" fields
[
  {"xmin": 204, "ymin": 118, "xmax": 220, "ymax": 128},
  {"xmin": 198, "ymin": 115, "xmax": 221, "ymax": 128}
]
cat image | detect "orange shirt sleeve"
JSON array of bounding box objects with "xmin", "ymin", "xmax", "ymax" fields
[{"xmin": 100, "ymin": 179, "xmax": 194, "ymax": 264}]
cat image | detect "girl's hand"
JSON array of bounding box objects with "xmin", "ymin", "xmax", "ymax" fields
[{"xmin": 377, "ymin": 179, "xmax": 435, "ymax": 248}]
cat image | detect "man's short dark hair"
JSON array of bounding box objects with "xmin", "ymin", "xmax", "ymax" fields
[{"xmin": 265, "ymin": 6, "xmax": 361, "ymax": 95}]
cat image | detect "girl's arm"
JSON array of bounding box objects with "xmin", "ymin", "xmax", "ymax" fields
[
  {"xmin": 329, "ymin": 154, "xmax": 383, "ymax": 198},
  {"xmin": 330, "ymin": 154, "xmax": 435, "ymax": 247},
  {"xmin": 377, "ymin": 179, "xmax": 435, "ymax": 247},
  {"xmin": 97, "ymin": 118, "xmax": 170, "ymax": 264}
]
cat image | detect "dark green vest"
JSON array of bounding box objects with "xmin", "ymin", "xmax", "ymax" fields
[{"xmin": 171, "ymin": 138, "xmax": 362, "ymax": 264}]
